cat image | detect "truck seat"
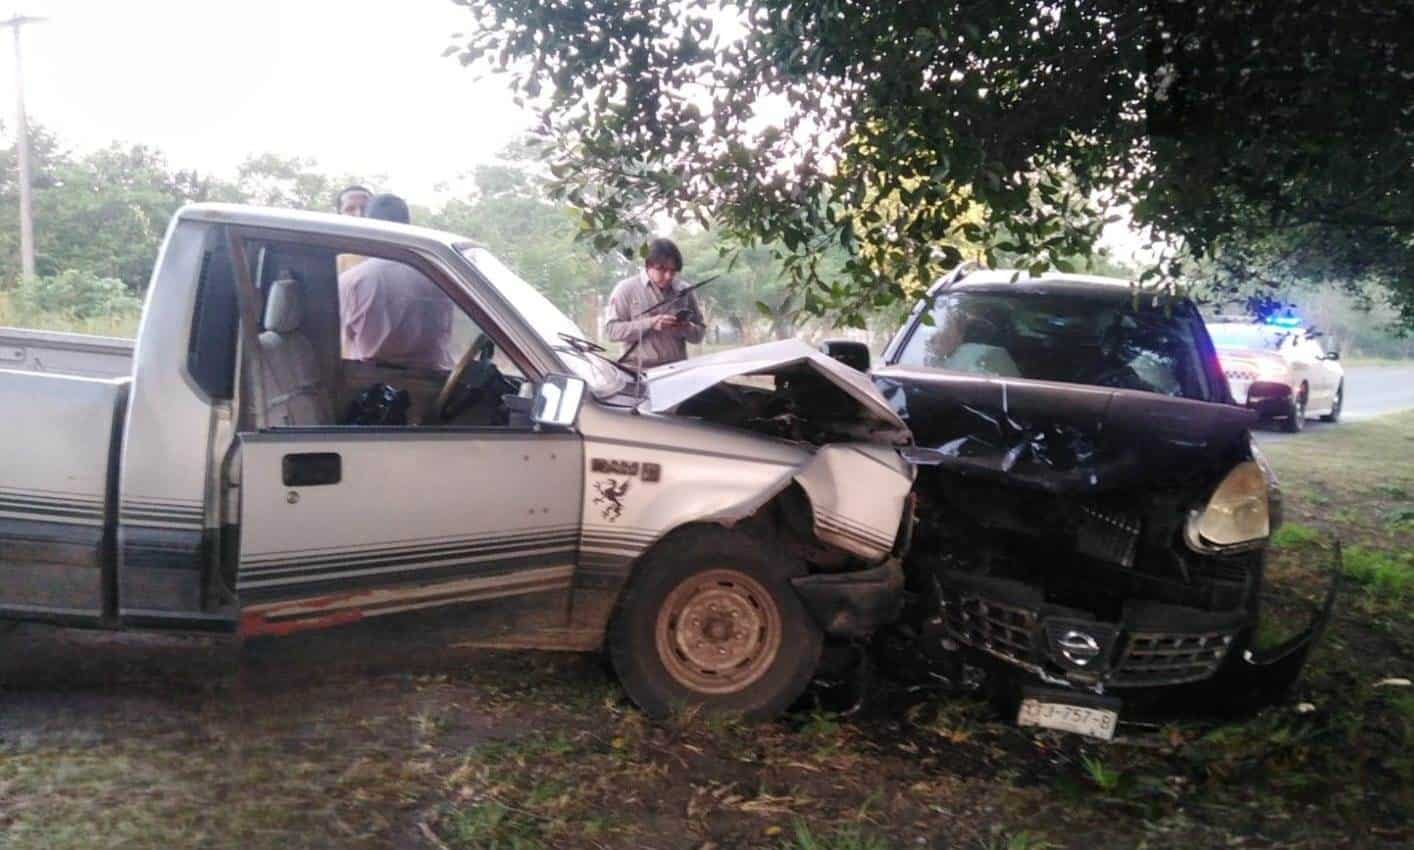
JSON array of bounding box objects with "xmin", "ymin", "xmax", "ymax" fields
[{"xmin": 258, "ymin": 279, "xmax": 335, "ymax": 426}]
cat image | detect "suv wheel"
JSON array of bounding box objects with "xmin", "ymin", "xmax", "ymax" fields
[
  {"xmin": 1321, "ymin": 381, "xmax": 1343, "ymax": 423},
  {"xmin": 607, "ymin": 525, "xmax": 822, "ymax": 720}
]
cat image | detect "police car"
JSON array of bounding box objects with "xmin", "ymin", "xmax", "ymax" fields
[{"xmin": 1207, "ymin": 315, "xmax": 1345, "ymax": 432}]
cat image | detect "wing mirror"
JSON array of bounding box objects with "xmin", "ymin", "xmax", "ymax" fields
[
  {"xmin": 531, "ymin": 374, "xmax": 587, "ymax": 428},
  {"xmin": 1324, "ymin": 351, "xmax": 1340, "ymax": 361},
  {"xmin": 820, "ymin": 339, "xmax": 871, "ymax": 372}
]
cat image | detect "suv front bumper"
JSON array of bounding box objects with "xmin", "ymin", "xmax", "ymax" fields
[{"xmin": 933, "ymin": 549, "xmax": 1341, "ymax": 712}]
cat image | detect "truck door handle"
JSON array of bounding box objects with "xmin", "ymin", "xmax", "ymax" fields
[{"xmin": 282, "ymin": 452, "xmax": 341, "ymax": 487}]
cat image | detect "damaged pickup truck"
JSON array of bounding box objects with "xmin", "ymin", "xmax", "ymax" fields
[
  {"xmin": 0, "ymin": 204, "xmax": 914, "ymax": 720},
  {"xmin": 847, "ymin": 267, "xmax": 1339, "ymax": 737}
]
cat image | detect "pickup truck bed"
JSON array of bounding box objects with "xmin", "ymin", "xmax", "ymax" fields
[
  {"xmin": 0, "ymin": 326, "xmax": 135, "ymax": 379},
  {"xmin": 0, "ymin": 368, "xmax": 128, "ymax": 621}
]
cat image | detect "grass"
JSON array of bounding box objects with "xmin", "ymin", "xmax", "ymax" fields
[
  {"xmin": 976, "ymin": 832, "xmax": 1057, "ymax": 850},
  {"xmin": 784, "ymin": 821, "xmax": 892, "ymax": 850},
  {"xmin": 1078, "ymin": 754, "xmax": 1122, "ymax": 792},
  {"xmin": 1343, "ymin": 545, "xmax": 1414, "ymax": 598}
]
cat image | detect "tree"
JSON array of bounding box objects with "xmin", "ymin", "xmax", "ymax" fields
[
  {"xmin": 234, "ymin": 153, "xmax": 378, "ymax": 213},
  {"xmin": 426, "ymin": 146, "xmax": 629, "ymax": 327},
  {"xmin": 0, "ymin": 129, "xmax": 239, "ymax": 290},
  {"xmin": 448, "ymin": 0, "xmax": 1414, "ymax": 327}
]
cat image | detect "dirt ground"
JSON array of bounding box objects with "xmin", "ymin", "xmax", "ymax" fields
[{"xmin": 2, "ymin": 415, "xmax": 1411, "ymax": 850}]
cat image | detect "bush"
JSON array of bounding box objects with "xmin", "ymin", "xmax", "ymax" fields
[{"xmin": 11, "ymin": 269, "xmax": 143, "ymax": 322}]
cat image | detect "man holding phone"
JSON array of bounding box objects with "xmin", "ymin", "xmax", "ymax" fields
[{"xmin": 604, "ymin": 238, "xmax": 705, "ymax": 368}]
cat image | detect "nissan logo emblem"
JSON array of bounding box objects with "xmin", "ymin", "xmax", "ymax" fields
[{"xmin": 1058, "ymin": 630, "xmax": 1102, "ymax": 666}]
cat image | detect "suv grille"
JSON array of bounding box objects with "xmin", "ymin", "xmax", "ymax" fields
[
  {"xmin": 937, "ymin": 572, "xmax": 1241, "ymax": 688},
  {"xmin": 1110, "ymin": 631, "xmax": 1233, "ymax": 686},
  {"xmin": 943, "ymin": 595, "xmax": 1038, "ymax": 671}
]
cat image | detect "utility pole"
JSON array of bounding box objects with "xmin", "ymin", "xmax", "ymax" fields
[{"xmin": 2, "ymin": 14, "xmax": 45, "ymax": 280}]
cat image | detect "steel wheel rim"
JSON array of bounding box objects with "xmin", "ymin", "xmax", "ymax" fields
[{"xmin": 655, "ymin": 569, "xmax": 782, "ymax": 695}]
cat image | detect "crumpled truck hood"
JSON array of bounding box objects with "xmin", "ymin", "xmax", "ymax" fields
[
  {"xmin": 643, "ymin": 339, "xmax": 911, "ymax": 443},
  {"xmin": 873, "ymin": 365, "xmax": 1257, "ymax": 494}
]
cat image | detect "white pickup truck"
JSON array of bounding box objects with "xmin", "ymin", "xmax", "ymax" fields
[{"xmin": 0, "ymin": 204, "xmax": 915, "ymax": 719}]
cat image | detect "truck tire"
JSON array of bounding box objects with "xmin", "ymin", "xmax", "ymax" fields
[
  {"xmin": 1321, "ymin": 381, "xmax": 1343, "ymax": 423},
  {"xmin": 607, "ymin": 525, "xmax": 822, "ymax": 720},
  {"xmin": 1282, "ymin": 386, "xmax": 1306, "ymax": 433}
]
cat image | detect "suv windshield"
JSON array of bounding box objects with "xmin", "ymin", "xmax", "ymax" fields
[
  {"xmin": 460, "ymin": 247, "xmax": 628, "ymax": 398},
  {"xmin": 895, "ymin": 288, "xmax": 1217, "ymax": 401}
]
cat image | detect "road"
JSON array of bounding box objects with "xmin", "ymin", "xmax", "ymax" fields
[{"xmin": 1256, "ymin": 365, "xmax": 1414, "ymax": 440}]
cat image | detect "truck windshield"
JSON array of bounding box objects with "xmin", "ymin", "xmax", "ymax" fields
[
  {"xmin": 460, "ymin": 247, "xmax": 627, "ymax": 398},
  {"xmin": 896, "ymin": 288, "xmax": 1217, "ymax": 401}
]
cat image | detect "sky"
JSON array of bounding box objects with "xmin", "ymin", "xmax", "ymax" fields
[{"xmin": 0, "ymin": 0, "xmax": 528, "ymax": 201}]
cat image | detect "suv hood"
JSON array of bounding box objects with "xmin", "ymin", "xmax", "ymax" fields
[
  {"xmin": 643, "ymin": 340, "xmax": 911, "ymax": 443},
  {"xmin": 874, "ymin": 365, "xmax": 1256, "ymax": 494}
]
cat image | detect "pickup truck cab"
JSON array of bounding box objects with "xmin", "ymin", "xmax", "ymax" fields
[{"xmin": 0, "ymin": 204, "xmax": 914, "ymax": 719}]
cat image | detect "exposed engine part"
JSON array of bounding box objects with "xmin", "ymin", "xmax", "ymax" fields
[{"xmin": 1075, "ymin": 506, "xmax": 1140, "ymax": 568}]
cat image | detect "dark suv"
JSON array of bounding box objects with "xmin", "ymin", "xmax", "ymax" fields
[{"xmin": 844, "ymin": 267, "xmax": 1339, "ymax": 737}]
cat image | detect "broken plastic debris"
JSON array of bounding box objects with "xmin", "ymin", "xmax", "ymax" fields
[{"xmin": 1374, "ymin": 678, "xmax": 1412, "ymax": 689}]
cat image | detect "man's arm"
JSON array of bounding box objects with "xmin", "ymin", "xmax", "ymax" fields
[
  {"xmin": 604, "ymin": 281, "xmax": 656, "ymax": 342},
  {"xmin": 678, "ymin": 289, "xmax": 706, "ymax": 344}
]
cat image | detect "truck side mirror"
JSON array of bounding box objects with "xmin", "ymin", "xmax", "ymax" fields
[
  {"xmin": 820, "ymin": 339, "xmax": 871, "ymax": 372},
  {"xmin": 531, "ymin": 374, "xmax": 587, "ymax": 428}
]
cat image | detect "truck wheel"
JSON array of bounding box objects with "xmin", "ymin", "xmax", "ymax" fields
[
  {"xmin": 1321, "ymin": 381, "xmax": 1343, "ymax": 423},
  {"xmin": 1282, "ymin": 387, "xmax": 1306, "ymax": 433},
  {"xmin": 607, "ymin": 525, "xmax": 822, "ymax": 721}
]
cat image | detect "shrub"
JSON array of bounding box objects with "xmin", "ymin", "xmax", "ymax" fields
[{"xmin": 11, "ymin": 269, "xmax": 143, "ymax": 322}]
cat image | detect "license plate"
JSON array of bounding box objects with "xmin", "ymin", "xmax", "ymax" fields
[{"xmin": 1017, "ymin": 698, "xmax": 1118, "ymax": 740}]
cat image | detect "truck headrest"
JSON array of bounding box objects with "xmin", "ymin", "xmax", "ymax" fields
[{"xmin": 264, "ymin": 279, "xmax": 303, "ymax": 334}]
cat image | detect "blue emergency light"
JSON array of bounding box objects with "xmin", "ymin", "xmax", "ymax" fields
[{"xmin": 1265, "ymin": 314, "xmax": 1302, "ymax": 328}]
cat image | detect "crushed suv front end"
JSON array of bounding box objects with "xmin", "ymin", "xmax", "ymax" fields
[{"xmin": 874, "ymin": 364, "xmax": 1339, "ymax": 732}]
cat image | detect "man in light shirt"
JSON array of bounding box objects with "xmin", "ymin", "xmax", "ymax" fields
[
  {"xmin": 334, "ymin": 185, "xmax": 373, "ymax": 277},
  {"xmin": 338, "ymin": 194, "xmax": 453, "ymax": 370},
  {"xmin": 604, "ymin": 238, "xmax": 705, "ymax": 369}
]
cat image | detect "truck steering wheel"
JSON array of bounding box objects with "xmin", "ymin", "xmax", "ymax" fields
[{"xmin": 434, "ymin": 334, "xmax": 499, "ymax": 422}]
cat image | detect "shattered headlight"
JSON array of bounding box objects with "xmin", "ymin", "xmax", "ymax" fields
[{"xmin": 1185, "ymin": 460, "xmax": 1271, "ymax": 553}]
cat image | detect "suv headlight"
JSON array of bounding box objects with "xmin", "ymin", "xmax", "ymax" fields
[
  {"xmin": 1248, "ymin": 437, "xmax": 1283, "ymax": 532},
  {"xmin": 1185, "ymin": 460, "xmax": 1271, "ymax": 553}
]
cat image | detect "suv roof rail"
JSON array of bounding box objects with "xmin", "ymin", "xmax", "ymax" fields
[{"xmin": 926, "ymin": 261, "xmax": 984, "ymax": 296}]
